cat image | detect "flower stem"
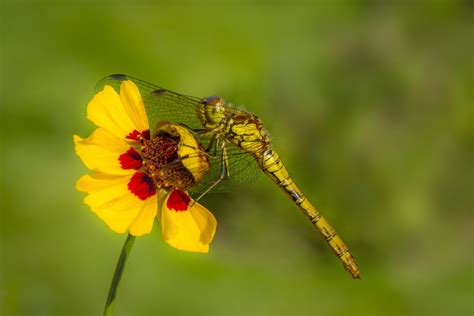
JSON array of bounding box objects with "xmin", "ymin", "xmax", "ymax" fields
[{"xmin": 103, "ymin": 234, "xmax": 136, "ymax": 316}]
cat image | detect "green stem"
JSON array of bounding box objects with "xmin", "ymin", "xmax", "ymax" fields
[{"xmin": 103, "ymin": 234, "xmax": 136, "ymax": 316}]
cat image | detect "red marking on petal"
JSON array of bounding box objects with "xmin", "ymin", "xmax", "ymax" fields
[
  {"xmin": 126, "ymin": 130, "xmax": 141, "ymax": 141},
  {"xmin": 141, "ymin": 130, "xmax": 150, "ymax": 140},
  {"xmin": 166, "ymin": 189, "xmax": 191, "ymax": 212},
  {"xmin": 128, "ymin": 172, "xmax": 156, "ymax": 200},
  {"xmin": 119, "ymin": 147, "xmax": 142, "ymax": 170},
  {"xmin": 126, "ymin": 129, "xmax": 150, "ymax": 142}
]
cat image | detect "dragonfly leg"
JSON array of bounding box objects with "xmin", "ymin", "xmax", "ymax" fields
[
  {"xmin": 197, "ymin": 135, "xmax": 223, "ymax": 159},
  {"xmin": 193, "ymin": 144, "xmax": 229, "ymax": 204},
  {"xmin": 192, "ymin": 128, "xmax": 217, "ymax": 140},
  {"xmin": 206, "ymin": 135, "xmax": 218, "ymax": 155},
  {"xmin": 191, "ymin": 128, "xmax": 207, "ymax": 133}
]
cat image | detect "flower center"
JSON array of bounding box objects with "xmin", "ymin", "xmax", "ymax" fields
[{"xmin": 141, "ymin": 131, "xmax": 195, "ymax": 190}]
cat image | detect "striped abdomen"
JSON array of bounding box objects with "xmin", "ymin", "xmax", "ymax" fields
[{"xmin": 259, "ymin": 149, "xmax": 360, "ymax": 279}]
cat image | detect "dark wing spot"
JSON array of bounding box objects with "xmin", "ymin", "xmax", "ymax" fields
[
  {"xmin": 109, "ymin": 74, "xmax": 127, "ymax": 80},
  {"xmin": 152, "ymin": 89, "xmax": 167, "ymax": 96}
]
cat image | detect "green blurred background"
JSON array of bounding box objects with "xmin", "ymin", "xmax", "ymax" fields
[{"xmin": 1, "ymin": 1, "xmax": 472, "ymax": 315}]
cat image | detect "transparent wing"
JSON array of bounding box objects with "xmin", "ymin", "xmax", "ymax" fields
[
  {"xmin": 157, "ymin": 138, "xmax": 264, "ymax": 194},
  {"xmin": 189, "ymin": 140, "xmax": 264, "ymax": 194},
  {"xmin": 96, "ymin": 74, "xmax": 263, "ymax": 193},
  {"xmin": 97, "ymin": 74, "xmax": 204, "ymax": 131}
]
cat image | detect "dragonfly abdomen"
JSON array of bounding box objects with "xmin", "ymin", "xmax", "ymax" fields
[{"xmin": 259, "ymin": 149, "xmax": 360, "ymax": 279}]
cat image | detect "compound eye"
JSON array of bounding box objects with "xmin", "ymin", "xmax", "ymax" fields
[{"xmin": 204, "ymin": 95, "xmax": 224, "ymax": 107}]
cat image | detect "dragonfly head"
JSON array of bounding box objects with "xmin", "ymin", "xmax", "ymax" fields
[{"xmin": 198, "ymin": 95, "xmax": 227, "ymax": 129}]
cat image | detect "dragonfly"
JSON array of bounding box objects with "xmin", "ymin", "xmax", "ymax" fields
[{"xmin": 97, "ymin": 74, "xmax": 360, "ymax": 279}]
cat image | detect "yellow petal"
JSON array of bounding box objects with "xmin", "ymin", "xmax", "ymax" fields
[
  {"xmin": 77, "ymin": 173, "xmax": 130, "ymax": 207},
  {"xmin": 120, "ymin": 80, "xmax": 149, "ymax": 132},
  {"xmin": 77, "ymin": 173, "xmax": 154, "ymax": 234},
  {"xmin": 74, "ymin": 128, "xmax": 133, "ymax": 175},
  {"xmin": 94, "ymin": 194, "xmax": 145, "ymax": 234},
  {"xmin": 161, "ymin": 190, "xmax": 217, "ymax": 253},
  {"xmin": 129, "ymin": 194, "xmax": 158, "ymax": 236},
  {"xmin": 86, "ymin": 85, "xmax": 138, "ymax": 138}
]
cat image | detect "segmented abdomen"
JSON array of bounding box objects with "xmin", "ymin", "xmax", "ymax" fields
[{"xmin": 259, "ymin": 149, "xmax": 360, "ymax": 279}]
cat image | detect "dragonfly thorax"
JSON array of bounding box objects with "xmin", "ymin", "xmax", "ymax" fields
[{"xmin": 198, "ymin": 95, "xmax": 227, "ymax": 129}]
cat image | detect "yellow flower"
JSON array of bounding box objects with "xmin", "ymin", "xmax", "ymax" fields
[{"xmin": 74, "ymin": 80, "xmax": 217, "ymax": 253}]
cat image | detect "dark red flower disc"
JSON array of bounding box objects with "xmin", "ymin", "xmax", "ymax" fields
[
  {"xmin": 128, "ymin": 172, "xmax": 156, "ymax": 200},
  {"xmin": 166, "ymin": 189, "xmax": 191, "ymax": 212}
]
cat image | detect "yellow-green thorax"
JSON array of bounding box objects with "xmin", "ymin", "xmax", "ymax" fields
[{"xmin": 197, "ymin": 95, "xmax": 271, "ymax": 157}]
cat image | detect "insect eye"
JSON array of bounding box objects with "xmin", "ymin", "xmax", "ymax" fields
[{"xmin": 204, "ymin": 95, "xmax": 224, "ymax": 107}]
